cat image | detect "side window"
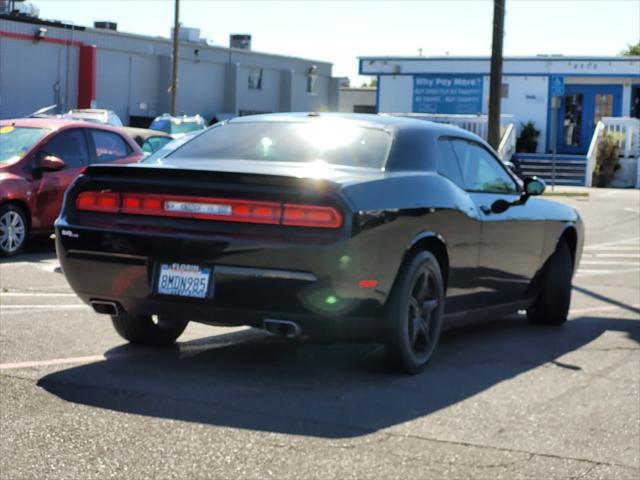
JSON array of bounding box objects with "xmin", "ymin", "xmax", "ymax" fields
[
  {"xmin": 146, "ymin": 136, "xmax": 172, "ymax": 154},
  {"xmin": 90, "ymin": 130, "xmax": 131, "ymax": 163},
  {"xmin": 248, "ymin": 68, "xmax": 263, "ymax": 90},
  {"xmin": 436, "ymin": 139, "xmax": 464, "ymax": 188},
  {"xmin": 307, "ymin": 74, "xmax": 318, "ymax": 94},
  {"xmin": 451, "ymin": 139, "xmax": 518, "ymax": 194},
  {"xmin": 41, "ymin": 129, "xmax": 89, "ymax": 168}
]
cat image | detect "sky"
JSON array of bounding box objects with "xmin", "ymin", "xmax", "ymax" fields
[{"xmin": 35, "ymin": 0, "xmax": 640, "ymax": 84}]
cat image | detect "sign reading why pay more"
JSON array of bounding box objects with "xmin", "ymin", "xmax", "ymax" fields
[{"xmin": 413, "ymin": 75, "xmax": 484, "ymax": 114}]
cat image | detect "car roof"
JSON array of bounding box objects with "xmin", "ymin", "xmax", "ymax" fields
[
  {"xmin": 67, "ymin": 112, "xmax": 107, "ymax": 118},
  {"xmin": 70, "ymin": 109, "xmax": 112, "ymax": 114},
  {"xmin": 227, "ymin": 112, "xmax": 472, "ymax": 136},
  {"xmin": 1, "ymin": 117, "xmax": 128, "ymax": 134},
  {"xmin": 226, "ymin": 112, "xmax": 488, "ymax": 149},
  {"xmin": 154, "ymin": 114, "xmax": 203, "ymax": 123}
]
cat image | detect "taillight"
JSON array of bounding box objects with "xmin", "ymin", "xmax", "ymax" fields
[
  {"xmin": 122, "ymin": 194, "xmax": 281, "ymax": 225},
  {"xmin": 283, "ymin": 204, "xmax": 342, "ymax": 228},
  {"xmin": 121, "ymin": 194, "xmax": 166, "ymax": 215},
  {"xmin": 75, "ymin": 191, "xmax": 120, "ymax": 213},
  {"xmin": 75, "ymin": 191, "xmax": 342, "ymax": 228}
]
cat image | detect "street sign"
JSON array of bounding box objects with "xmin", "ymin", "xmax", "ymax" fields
[{"xmin": 550, "ymin": 76, "xmax": 565, "ymax": 97}]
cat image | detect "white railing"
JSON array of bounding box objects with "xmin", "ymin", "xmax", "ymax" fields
[
  {"xmin": 585, "ymin": 117, "xmax": 640, "ymax": 188},
  {"xmin": 585, "ymin": 121, "xmax": 605, "ymax": 187},
  {"xmin": 388, "ymin": 113, "xmax": 515, "ymax": 140},
  {"xmin": 601, "ymin": 117, "xmax": 640, "ymax": 159},
  {"xmin": 497, "ymin": 122, "xmax": 516, "ymax": 162},
  {"xmin": 389, "ymin": 113, "xmax": 515, "ymax": 142}
]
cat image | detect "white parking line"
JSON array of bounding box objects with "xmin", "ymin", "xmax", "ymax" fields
[
  {"xmin": 569, "ymin": 304, "xmax": 640, "ymax": 316},
  {"xmin": 576, "ymin": 267, "xmax": 640, "ymax": 277},
  {"xmin": 584, "ymin": 247, "xmax": 640, "ymax": 251},
  {"xmin": 1, "ymin": 260, "xmax": 59, "ymax": 268},
  {"xmin": 0, "ymin": 355, "xmax": 106, "ymax": 371},
  {"xmin": 580, "ymin": 261, "xmax": 640, "ymax": 265},
  {"xmin": 576, "ymin": 269, "xmax": 616, "ymax": 274},
  {"xmin": 586, "ymin": 237, "xmax": 640, "ymax": 249},
  {"xmin": 582, "ymin": 253, "xmax": 640, "ymax": 258},
  {"xmin": 0, "ymin": 292, "xmax": 77, "ymax": 297},
  {"xmin": 0, "ymin": 305, "xmax": 89, "ymax": 315},
  {"xmin": 0, "ymin": 261, "xmax": 61, "ymax": 273},
  {"xmin": 1, "ymin": 305, "xmax": 86, "ymax": 309}
]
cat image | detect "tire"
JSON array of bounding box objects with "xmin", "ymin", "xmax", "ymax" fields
[
  {"xmin": 385, "ymin": 250, "xmax": 446, "ymax": 374},
  {"xmin": 527, "ymin": 239, "xmax": 573, "ymax": 325},
  {"xmin": 0, "ymin": 203, "xmax": 29, "ymax": 257},
  {"xmin": 111, "ymin": 313, "xmax": 188, "ymax": 346}
]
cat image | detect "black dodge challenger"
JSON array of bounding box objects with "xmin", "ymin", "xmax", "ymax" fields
[{"xmin": 56, "ymin": 113, "xmax": 584, "ymax": 373}]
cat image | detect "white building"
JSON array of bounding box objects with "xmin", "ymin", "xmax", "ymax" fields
[
  {"xmin": 360, "ymin": 56, "xmax": 640, "ymax": 156},
  {"xmin": 338, "ymin": 87, "xmax": 376, "ymax": 113},
  {"xmin": 0, "ymin": 15, "xmax": 341, "ymax": 125}
]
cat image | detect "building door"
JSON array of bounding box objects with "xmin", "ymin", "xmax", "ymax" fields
[
  {"xmin": 631, "ymin": 85, "xmax": 640, "ymax": 119},
  {"xmin": 556, "ymin": 84, "xmax": 622, "ymax": 154}
]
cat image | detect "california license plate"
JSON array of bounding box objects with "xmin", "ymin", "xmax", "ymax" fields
[{"xmin": 157, "ymin": 263, "xmax": 211, "ymax": 298}]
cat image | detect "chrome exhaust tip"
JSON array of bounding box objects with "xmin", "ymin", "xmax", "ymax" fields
[
  {"xmin": 90, "ymin": 300, "xmax": 122, "ymax": 316},
  {"xmin": 263, "ymin": 319, "xmax": 302, "ymax": 338}
]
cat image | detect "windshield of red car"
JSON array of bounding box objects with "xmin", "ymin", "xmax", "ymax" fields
[
  {"xmin": 0, "ymin": 126, "xmax": 50, "ymax": 164},
  {"xmin": 161, "ymin": 121, "xmax": 392, "ymax": 169}
]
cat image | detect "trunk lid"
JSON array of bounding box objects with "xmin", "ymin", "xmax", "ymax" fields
[{"xmin": 62, "ymin": 162, "xmax": 363, "ymax": 240}]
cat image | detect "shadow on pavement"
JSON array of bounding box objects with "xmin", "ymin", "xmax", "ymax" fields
[
  {"xmin": 38, "ymin": 315, "xmax": 639, "ymax": 438},
  {"xmin": 573, "ymin": 284, "xmax": 640, "ymax": 316},
  {"xmin": 0, "ymin": 235, "xmax": 56, "ymax": 265}
]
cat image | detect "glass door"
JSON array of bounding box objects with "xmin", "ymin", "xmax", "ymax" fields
[
  {"xmin": 560, "ymin": 93, "xmax": 584, "ymax": 153},
  {"xmin": 556, "ymin": 84, "xmax": 622, "ymax": 154}
]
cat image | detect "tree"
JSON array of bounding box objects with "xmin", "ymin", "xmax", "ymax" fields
[{"xmin": 621, "ymin": 42, "xmax": 640, "ymax": 56}]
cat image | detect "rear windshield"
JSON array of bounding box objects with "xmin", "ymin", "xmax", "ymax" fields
[
  {"xmin": 150, "ymin": 119, "xmax": 203, "ymax": 135},
  {"xmin": 163, "ymin": 121, "xmax": 391, "ymax": 169},
  {"xmin": 0, "ymin": 126, "xmax": 49, "ymax": 164}
]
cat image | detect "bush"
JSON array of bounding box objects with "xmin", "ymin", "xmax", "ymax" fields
[
  {"xmin": 516, "ymin": 121, "xmax": 540, "ymax": 153},
  {"xmin": 592, "ymin": 133, "xmax": 620, "ymax": 187}
]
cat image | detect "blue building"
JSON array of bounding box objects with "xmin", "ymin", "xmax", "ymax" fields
[{"xmin": 360, "ymin": 55, "xmax": 640, "ymax": 186}]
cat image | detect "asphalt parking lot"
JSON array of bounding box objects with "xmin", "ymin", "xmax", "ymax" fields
[{"xmin": 1, "ymin": 188, "xmax": 638, "ymax": 479}]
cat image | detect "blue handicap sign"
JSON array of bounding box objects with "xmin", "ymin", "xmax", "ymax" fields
[{"xmin": 550, "ymin": 76, "xmax": 565, "ymax": 97}]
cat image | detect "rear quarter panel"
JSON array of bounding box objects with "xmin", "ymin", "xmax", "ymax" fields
[{"xmin": 342, "ymin": 172, "xmax": 482, "ymax": 312}]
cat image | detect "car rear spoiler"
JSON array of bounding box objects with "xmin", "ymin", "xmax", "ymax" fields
[{"xmin": 82, "ymin": 164, "xmax": 342, "ymax": 193}]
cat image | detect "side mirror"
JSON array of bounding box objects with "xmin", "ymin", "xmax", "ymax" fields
[
  {"xmin": 523, "ymin": 177, "xmax": 546, "ymax": 196},
  {"xmin": 490, "ymin": 199, "xmax": 511, "ymax": 214},
  {"xmin": 488, "ymin": 176, "xmax": 546, "ymax": 214},
  {"xmin": 38, "ymin": 154, "xmax": 66, "ymax": 171}
]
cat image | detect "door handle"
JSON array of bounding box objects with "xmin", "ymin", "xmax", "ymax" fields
[{"xmin": 479, "ymin": 204, "xmax": 492, "ymax": 215}]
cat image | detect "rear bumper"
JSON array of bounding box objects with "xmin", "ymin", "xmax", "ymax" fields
[{"xmin": 55, "ymin": 223, "xmax": 388, "ymax": 340}]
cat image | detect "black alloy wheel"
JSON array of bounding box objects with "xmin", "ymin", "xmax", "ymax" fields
[{"xmin": 386, "ymin": 250, "xmax": 445, "ymax": 374}]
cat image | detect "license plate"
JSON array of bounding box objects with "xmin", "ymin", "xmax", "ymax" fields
[{"xmin": 157, "ymin": 263, "xmax": 211, "ymax": 298}]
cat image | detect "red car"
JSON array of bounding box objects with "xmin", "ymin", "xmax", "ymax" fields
[{"xmin": 0, "ymin": 118, "xmax": 143, "ymax": 256}]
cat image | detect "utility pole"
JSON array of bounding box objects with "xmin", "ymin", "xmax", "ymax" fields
[
  {"xmin": 487, "ymin": 0, "xmax": 505, "ymax": 150},
  {"xmin": 170, "ymin": 0, "xmax": 180, "ymax": 116}
]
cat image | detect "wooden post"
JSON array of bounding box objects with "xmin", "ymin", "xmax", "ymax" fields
[
  {"xmin": 487, "ymin": 0, "xmax": 505, "ymax": 150},
  {"xmin": 170, "ymin": 0, "xmax": 180, "ymax": 116}
]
